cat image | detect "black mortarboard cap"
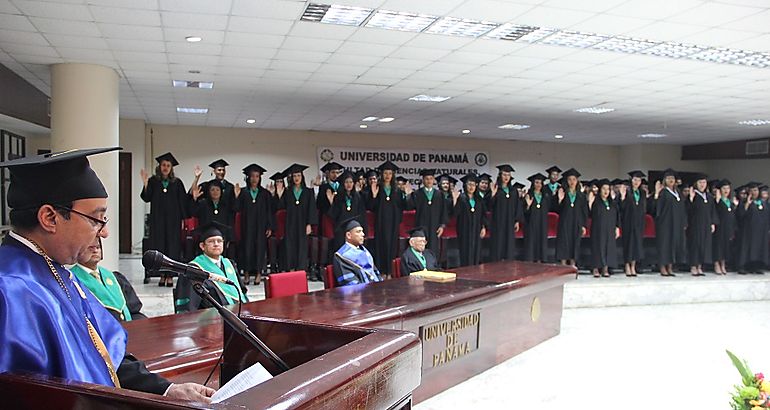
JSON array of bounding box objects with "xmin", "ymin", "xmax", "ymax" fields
[
  {"xmin": 611, "ymin": 178, "xmax": 624, "ymax": 186},
  {"xmin": 207, "ymin": 179, "xmax": 224, "ymax": 191},
  {"xmin": 195, "ymin": 221, "xmax": 231, "ymax": 242},
  {"xmin": 439, "ymin": 174, "xmax": 458, "ymax": 184},
  {"xmin": 0, "ymin": 147, "xmax": 120, "ymax": 210},
  {"xmin": 761, "ymin": 185, "xmax": 769, "ymax": 192},
  {"xmin": 354, "ymin": 170, "xmax": 364, "ymax": 179},
  {"xmin": 396, "ymin": 176, "xmax": 407, "ymax": 183},
  {"xmin": 283, "ymin": 163, "xmax": 308, "ymax": 176},
  {"xmin": 269, "ymin": 172, "xmax": 284, "ymax": 181},
  {"xmin": 691, "ymin": 173, "xmax": 708, "ymax": 182},
  {"xmin": 747, "ymin": 181, "xmax": 762, "ymax": 189},
  {"xmin": 596, "ymin": 178, "xmax": 611, "ymax": 187},
  {"xmin": 242, "ymin": 163, "xmax": 267, "ymax": 175},
  {"xmin": 320, "ymin": 161, "xmax": 344, "ymax": 172},
  {"xmin": 717, "ymin": 179, "xmax": 732, "ymax": 188},
  {"xmin": 527, "ymin": 173, "xmax": 547, "ymax": 183},
  {"xmin": 155, "ymin": 152, "xmax": 178, "ymax": 166},
  {"xmin": 339, "ymin": 170, "xmax": 355, "ymax": 181},
  {"xmin": 460, "ymin": 173, "xmax": 478, "ymax": 184},
  {"xmin": 589, "ymin": 179, "xmax": 599, "ymax": 187},
  {"xmin": 208, "ymin": 159, "xmax": 229, "ymax": 169},
  {"xmin": 496, "ymin": 164, "xmax": 514, "ymax": 173},
  {"xmin": 479, "ymin": 173, "xmax": 492, "ymax": 182},
  {"xmin": 408, "ymin": 226, "xmax": 427, "ymax": 238},
  {"xmin": 662, "ymin": 168, "xmax": 677, "ymax": 178},
  {"xmin": 338, "ymin": 216, "xmax": 362, "ymax": 233},
  {"xmin": 512, "ymin": 182, "xmax": 525, "ymax": 190},
  {"xmin": 419, "ymin": 168, "xmax": 436, "ymax": 177},
  {"xmin": 365, "ymin": 169, "xmax": 379, "ymax": 179},
  {"xmin": 628, "ymin": 170, "xmax": 646, "ymax": 179},
  {"xmin": 562, "ymin": 168, "xmax": 581, "ymax": 179},
  {"xmin": 377, "ymin": 161, "xmax": 399, "ymax": 172},
  {"xmin": 545, "ymin": 165, "xmax": 562, "ymax": 174}
]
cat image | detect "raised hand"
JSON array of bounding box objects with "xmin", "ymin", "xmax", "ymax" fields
[
  {"xmin": 615, "ymin": 227, "xmax": 621, "ymax": 239},
  {"xmin": 325, "ymin": 188, "xmax": 334, "ymax": 204},
  {"xmin": 480, "ymin": 227, "xmax": 486, "ymax": 238},
  {"xmin": 733, "ymin": 197, "xmax": 739, "ymax": 206},
  {"xmin": 452, "ymin": 190, "xmax": 460, "ymax": 200},
  {"xmin": 610, "ymin": 190, "xmax": 616, "ymax": 200},
  {"xmin": 275, "ymin": 182, "xmax": 285, "ymax": 198},
  {"xmin": 490, "ymin": 181, "xmax": 498, "ymax": 196},
  {"xmin": 233, "ymin": 183, "xmax": 241, "ymax": 198},
  {"xmin": 193, "ymin": 165, "xmax": 202, "ymax": 178},
  {"xmin": 140, "ymin": 168, "xmax": 149, "ymax": 186},
  {"xmin": 587, "ymin": 191, "xmax": 595, "ymax": 208},
  {"xmin": 312, "ymin": 174, "xmax": 322, "ymax": 187},
  {"xmin": 403, "ymin": 183, "xmax": 413, "ymax": 195},
  {"xmin": 520, "ymin": 188, "xmax": 528, "ymax": 198},
  {"xmin": 436, "ymin": 226, "xmax": 444, "ymax": 237},
  {"xmin": 267, "ymin": 182, "xmax": 275, "ymax": 195},
  {"xmin": 514, "ymin": 222, "xmax": 520, "ymax": 232},
  {"xmin": 191, "ymin": 185, "xmax": 203, "ymax": 201},
  {"xmin": 371, "ymin": 183, "xmax": 379, "ymax": 198},
  {"xmin": 305, "ymin": 224, "xmax": 312, "ymax": 236},
  {"xmin": 557, "ymin": 187, "xmax": 565, "ymax": 203},
  {"xmin": 655, "ymin": 180, "xmax": 664, "ymax": 195},
  {"xmin": 525, "ymin": 195, "xmax": 533, "ymax": 208},
  {"xmin": 689, "ymin": 189, "xmax": 695, "ymax": 201},
  {"xmin": 581, "ymin": 226, "xmax": 587, "ymax": 237},
  {"xmin": 265, "ymin": 229, "xmax": 272, "ymax": 238},
  {"xmin": 714, "ymin": 189, "xmax": 721, "ymax": 202},
  {"xmin": 619, "ymin": 184, "xmax": 627, "ymax": 200},
  {"xmin": 355, "ymin": 180, "xmax": 363, "ymax": 192}
]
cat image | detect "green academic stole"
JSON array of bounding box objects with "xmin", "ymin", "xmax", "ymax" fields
[
  {"xmin": 71, "ymin": 264, "xmax": 131, "ymax": 321},
  {"xmin": 410, "ymin": 247, "xmax": 427, "ymax": 270},
  {"xmin": 190, "ymin": 254, "xmax": 246, "ymax": 304}
]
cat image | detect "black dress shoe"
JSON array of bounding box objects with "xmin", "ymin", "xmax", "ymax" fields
[
  {"xmin": 754, "ymin": 270, "xmax": 766, "ymax": 274},
  {"xmin": 738, "ymin": 270, "xmax": 748, "ymax": 275}
]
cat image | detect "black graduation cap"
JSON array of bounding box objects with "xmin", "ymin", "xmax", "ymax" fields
[
  {"xmin": 377, "ymin": 161, "xmax": 399, "ymax": 172},
  {"xmin": 242, "ymin": 163, "xmax": 267, "ymax": 175},
  {"xmin": 353, "ymin": 170, "xmax": 364, "ymax": 180},
  {"xmin": 747, "ymin": 181, "xmax": 762, "ymax": 189},
  {"xmin": 339, "ymin": 171, "xmax": 355, "ymax": 182},
  {"xmin": 761, "ymin": 185, "xmax": 769, "ymax": 192},
  {"xmin": 283, "ymin": 163, "xmax": 308, "ymax": 176},
  {"xmin": 419, "ymin": 168, "xmax": 436, "ymax": 177},
  {"xmin": 527, "ymin": 173, "xmax": 547, "ymax": 183},
  {"xmin": 662, "ymin": 168, "xmax": 677, "ymax": 178},
  {"xmin": 337, "ymin": 216, "xmax": 362, "ymax": 233},
  {"xmin": 496, "ymin": 164, "xmax": 514, "ymax": 173},
  {"xmin": 195, "ymin": 221, "xmax": 231, "ymax": 242},
  {"xmin": 717, "ymin": 179, "xmax": 732, "ymax": 188},
  {"xmin": 596, "ymin": 178, "xmax": 611, "ymax": 187},
  {"xmin": 208, "ymin": 159, "xmax": 229, "ymax": 169},
  {"xmin": 641, "ymin": 178, "xmax": 648, "ymax": 185},
  {"xmin": 512, "ymin": 182, "xmax": 525, "ymax": 190},
  {"xmin": 561, "ymin": 168, "xmax": 581, "ymax": 179},
  {"xmin": 408, "ymin": 226, "xmax": 427, "ymax": 238},
  {"xmin": 628, "ymin": 170, "xmax": 646, "ymax": 179},
  {"xmin": 691, "ymin": 173, "xmax": 708, "ymax": 182},
  {"xmin": 611, "ymin": 178, "xmax": 624, "ymax": 186},
  {"xmin": 269, "ymin": 172, "xmax": 284, "ymax": 181},
  {"xmin": 460, "ymin": 173, "xmax": 478, "ymax": 184},
  {"xmin": 479, "ymin": 173, "xmax": 492, "ymax": 182},
  {"xmin": 438, "ymin": 174, "xmax": 458, "ymax": 184},
  {"xmin": 396, "ymin": 176, "xmax": 408, "ymax": 183},
  {"xmin": 320, "ymin": 162, "xmax": 344, "ymax": 172},
  {"xmin": 155, "ymin": 152, "xmax": 179, "ymax": 166},
  {"xmin": 207, "ymin": 179, "xmax": 224, "ymax": 191},
  {"xmin": 0, "ymin": 147, "xmax": 120, "ymax": 210},
  {"xmin": 680, "ymin": 181, "xmax": 692, "ymax": 189},
  {"xmin": 545, "ymin": 165, "xmax": 562, "ymax": 174},
  {"xmin": 708, "ymin": 179, "xmax": 719, "ymax": 188},
  {"xmin": 589, "ymin": 179, "xmax": 599, "ymax": 187},
  {"xmin": 365, "ymin": 169, "xmax": 379, "ymax": 179}
]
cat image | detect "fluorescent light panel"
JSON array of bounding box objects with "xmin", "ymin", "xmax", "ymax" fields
[
  {"xmin": 425, "ymin": 16, "xmax": 498, "ymax": 37},
  {"xmin": 409, "ymin": 94, "xmax": 452, "ymax": 102},
  {"xmin": 574, "ymin": 107, "xmax": 615, "ymax": 114},
  {"xmin": 366, "ymin": 10, "xmax": 437, "ymax": 32},
  {"xmin": 177, "ymin": 107, "xmax": 208, "ymax": 114},
  {"xmin": 378, "ymin": 117, "xmax": 395, "ymax": 122},
  {"xmin": 362, "ymin": 116, "xmax": 378, "ymax": 121},
  {"xmin": 301, "ymin": 3, "xmax": 373, "ymax": 26},
  {"xmin": 638, "ymin": 133, "xmax": 666, "ymax": 138},
  {"xmin": 539, "ymin": 30, "xmax": 610, "ymax": 48},
  {"xmin": 739, "ymin": 120, "xmax": 770, "ymax": 126},
  {"xmin": 172, "ymin": 80, "xmax": 213, "ymax": 89},
  {"xmin": 498, "ymin": 124, "xmax": 530, "ymax": 130}
]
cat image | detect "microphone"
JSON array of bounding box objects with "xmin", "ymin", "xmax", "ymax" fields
[{"xmin": 142, "ymin": 250, "xmax": 235, "ymax": 285}]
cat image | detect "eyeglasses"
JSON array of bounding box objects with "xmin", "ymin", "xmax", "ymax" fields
[{"xmin": 55, "ymin": 205, "xmax": 109, "ymax": 235}]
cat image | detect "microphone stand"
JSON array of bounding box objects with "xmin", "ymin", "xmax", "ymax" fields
[{"xmin": 191, "ymin": 283, "xmax": 291, "ymax": 373}]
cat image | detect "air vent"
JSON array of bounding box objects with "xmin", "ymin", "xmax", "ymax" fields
[{"xmin": 746, "ymin": 140, "xmax": 769, "ymax": 156}]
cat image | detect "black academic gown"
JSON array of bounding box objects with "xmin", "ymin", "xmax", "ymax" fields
[
  {"xmin": 112, "ymin": 271, "xmax": 148, "ymax": 321},
  {"xmin": 524, "ymin": 192, "xmax": 550, "ymax": 262},
  {"xmin": 620, "ymin": 189, "xmax": 647, "ymax": 263},
  {"xmin": 329, "ymin": 189, "xmax": 367, "ymax": 252},
  {"xmin": 713, "ymin": 198, "xmax": 737, "ymax": 261},
  {"xmin": 555, "ymin": 190, "xmax": 588, "ymax": 261},
  {"xmin": 140, "ymin": 176, "xmax": 189, "ymax": 260},
  {"xmin": 686, "ymin": 192, "xmax": 718, "ymax": 266},
  {"xmin": 316, "ymin": 181, "xmax": 340, "ymax": 237},
  {"xmin": 454, "ymin": 193, "xmax": 488, "ymax": 266},
  {"xmin": 366, "ymin": 184, "xmax": 406, "ymax": 274},
  {"xmin": 199, "ymin": 178, "xmax": 235, "ymax": 203},
  {"xmin": 235, "ymin": 186, "xmax": 275, "ymax": 273},
  {"xmin": 544, "ymin": 181, "xmax": 560, "ymax": 197},
  {"xmin": 735, "ymin": 200, "xmax": 770, "ymax": 268},
  {"xmin": 488, "ymin": 186, "xmax": 524, "ymax": 261},
  {"xmin": 190, "ymin": 197, "xmax": 235, "ymax": 241},
  {"xmin": 654, "ymin": 188, "xmax": 687, "ymax": 266},
  {"xmin": 408, "ymin": 188, "xmax": 448, "ymax": 255},
  {"xmin": 278, "ymin": 186, "xmax": 317, "ymax": 271},
  {"xmin": 400, "ymin": 247, "xmax": 439, "ymax": 276},
  {"xmin": 590, "ymin": 197, "xmax": 620, "ymax": 269}
]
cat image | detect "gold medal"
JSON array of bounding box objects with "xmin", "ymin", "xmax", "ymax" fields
[
  {"xmin": 386, "ymin": 196, "xmax": 390, "ymax": 201},
  {"xmin": 333, "ymin": 191, "xmax": 337, "ymax": 195},
  {"xmin": 105, "ymin": 278, "xmax": 114, "ymax": 286},
  {"xmin": 471, "ymin": 207, "xmax": 475, "ymax": 212},
  {"xmin": 506, "ymin": 194, "xmax": 510, "ymax": 198},
  {"xmin": 214, "ymin": 209, "xmax": 219, "ymax": 215},
  {"xmin": 704, "ymin": 199, "xmax": 708, "ymax": 204},
  {"xmin": 428, "ymin": 201, "xmax": 432, "ymax": 205},
  {"xmin": 163, "ymin": 188, "xmax": 167, "ymax": 193},
  {"xmin": 570, "ymin": 203, "xmax": 574, "ymax": 208},
  {"xmin": 728, "ymin": 208, "xmax": 731, "ymax": 212},
  {"xmin": 676, "ymin": 198, "xmax": 680, "ymax": 201},
  {"xmin": 536, "ymin": 204, "xmax": 541, "ymax": 208},
  {"xmin": 295, "ymin": 200, "xmax": 300, "ymax": 205},
  {"xmin": 606, "ymin": 206, "xmax": 610, "ymax": 211},
  {"xmin": 760, "ymin": 205, "xmax": 764, "ymax": 210},
  {"xmin": 346, "ymin": 206, "xmax": 351, "ymax": 211},
  {"xmin": 252, "ymin": 199, "xmax": 256, "ymax": 203}
]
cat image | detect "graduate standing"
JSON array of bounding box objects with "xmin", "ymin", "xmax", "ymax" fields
[
  {"xmin": 197, "ymin": 159, "xmax": 235, "ymax": 203},
  {"xmin": 316, "ymin": 162, "xmax": 345, "ymax": 238},
  {"xmin": 588, "ymin": 179, "xmax": 621, "ymax": 277},
  {"xmin": 407, "ymin": 169, "xmax": 448, "ymax": 255},
  {"xmin": 140, "ymin": 153, "xmax": 191, "ymax": 287},
  {"xmin": 275, "ymin": 164, "xmax": 317, "ymax": 272},
  {"xmin": 735, "ymin": 182, "xmax": 769, "ymax": 274},
  {"xmin": 652, "ymin": 169, "xmax": 687, "ymax": 277},
  {"xmin": 488, "ymin": 164, "xmax": 523, "ymax": 261},
  {"xmin": 555, "ymin": 168, "xmax": 588, "ymax": 266},
  {"xmin": 190, "ymin": 180, "xmax": 236, "ymax": 240},
  {"xmin": 686, "ymin": 174, "xmax": 718, "ymax": 276},
  {"xmin": 523, "ymin": 173, "xmax": 550, "ymax": 263},
  {"xmin": 544, "ymin": 166, "xmax": 562, "ymax": 197},
  {"xmin": 453, "ymin": 173, "xmax": 488, "ymax": 266},
  {"xmin": 328, "ymin": 171, "xmax": 367, "ymax": 252},
  {"xmin": 234, "ymin": 164, "xmax": 274, "ymax": 285},
  {"xmin": 367, "ymin": 161, "xmax": 408, "ymax": 276},
  {"xmin": 619, "ymin": 171, "xmax": 648, "ymax": 276},
  {"xmin": 713, "ymin": 180, "xmax": 737, "ymax": 275}
]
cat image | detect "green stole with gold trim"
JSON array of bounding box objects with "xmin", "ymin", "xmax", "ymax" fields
[{"xmin": 71, "ymin": 264, "xmax": 132, "ymax": 321}]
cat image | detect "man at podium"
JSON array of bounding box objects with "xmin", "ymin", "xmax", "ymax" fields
[
  {"xmin": 400, "ymin": 227, "xmax": 439, "ymax": 276},
  {"xmin": 0, "ymin": 148, "xmax": 214, "ymax": 402},
  {"xmin": 333, "ymin": 217, "xmax": 383, "ymax": 286}
]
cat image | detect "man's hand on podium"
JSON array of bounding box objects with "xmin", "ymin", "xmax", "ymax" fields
[{"xmin": 166, "ymin": 382, "xmax": 217, "ymax": 403}]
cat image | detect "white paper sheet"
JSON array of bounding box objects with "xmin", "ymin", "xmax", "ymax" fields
[{"xmin": 211, "ymin": 361, "xmax": 273, "ymax": 404}]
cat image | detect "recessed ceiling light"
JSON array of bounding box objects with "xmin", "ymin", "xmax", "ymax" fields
[
  {"xmin": 689, "ymin": 47, "xmax": 751, "ymax": 64},
  {"xmin": 591, "ymin": 36, "xmax": 659, "ymax": 54},
  {"xmin": 408, "ymin": 94, "xmax": 452, "ymax": 102},
  {"xmin": 378, "ymin": 117, "xmax": 395, "ymax": 123},
  {"xmin": 738, "ymin": 119, "xmax": 770, "ymax": 126},
  {"xmin": 638, "ymin": 133, "xmax": 667, "ymax": 138},
  {"xmin": 172, "ymin": 80, "xmax": 213, "ymax": 89},
  {"xmin": 498, "ymin": 124, "xmax": 530, "ymax": 130},
  {"xmin": 246, "ymin": 119, "xmax": 256, "ymax": 124},
  {"xmin": 425, "ymin": 16, "xmax": 498, "ymax": 38},
  {"xmin": 462, "ymin": 129, "xmax": 471, "ymax": 134},
  {"xmin": 538, "ymin": 30, "xmax": 610, "ymax": 48},
  {"xmin": 485, "ymin": 23, "xmax": 542, "ymax": 41},
  {"xmin": 574, "ymin": 107, "xmax": 615, "ymax": 114},
  {"xmin": 365, "ymin": 9, "xmax": 437, "ymax": 32},
  {"xmin": 301, "ymin": 3, "xmax": 373, "ymax": 26},
  {"xmin": 359, "ymin": 124, "xmax": 368, "ymax": 129},
  {"xmin": 554, "ymin": 134, "xmax": 564, "ymax": 139},
  {"xmin": 176, "ymin": 107, "xmax": 208, "ymax": 114},
  {"xmin": 640, "ymin": 41, "xmax": 707, "ymax": 59},
  {"xmin": 185, "ymin": 36, "xmax": 202, "ymax": 43},
  {"xmin": 362, "ymin": 116, "xmax": 378, "ymax": 122}
]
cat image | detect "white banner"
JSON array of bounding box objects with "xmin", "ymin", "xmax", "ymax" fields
[{"xmin": 316, "ymin": 146, "xmax": 491, "ymax": 185}]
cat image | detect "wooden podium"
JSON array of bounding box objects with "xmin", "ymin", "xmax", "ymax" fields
[{"xmin": 0, "ymin": 317, "xmax": 421, "ymax": 410}]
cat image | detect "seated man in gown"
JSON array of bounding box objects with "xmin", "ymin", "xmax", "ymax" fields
[
  {"xmin": 71, "ymin": 237, "xmax": 148, "ymax": 322},
  {"xmin": 400, "ymin": 227, "xmax": 439, "ymax": 276},
  {"xmin": 174, "ymin": 221, "xmax": 248, "ymax": 313},
  {"xmin": 333, "ymin": 217, "xmax": 383, "ymax": 286}
]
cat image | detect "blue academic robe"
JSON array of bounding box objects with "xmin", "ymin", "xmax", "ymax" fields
[
  {"xmin": 0, "ymin": 235, "xmax": 126, "ymax": 387},
  {"xmin": 333, "ymin": 242, "xmax": 383, "ymax": 286}
]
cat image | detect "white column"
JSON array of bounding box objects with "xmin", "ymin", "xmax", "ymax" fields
[{"xmin": 50, "ymin": 63, "xmax": 120, "ymax": 271}]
